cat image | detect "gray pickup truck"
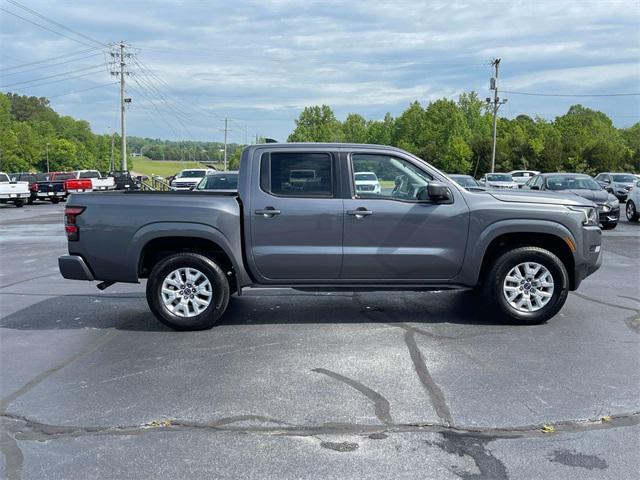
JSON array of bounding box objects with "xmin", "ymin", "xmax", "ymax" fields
[{"xmin": 59, "ymin": 143, "xmax": 602, "ymax": 330}]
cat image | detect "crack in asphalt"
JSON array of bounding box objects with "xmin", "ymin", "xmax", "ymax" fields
[
  {"xmin": 0, "ymin": 329, "xmax": 121, "ymax": 480},
  {"xmin": 571, "ymin": 292, "xmax": 640, "ymax": 334},
  {"xmin": 312, "ymin": 368, "xmax": 393, "ymax": 425},
  {"xmin": 1, "ymin": 411, "xmax": 638, "ymax": 442},
  {"xmin": 404, "ymin": 330, "xmax": 453, "ymax": 426},
  {"xmin": 0, "ymin": 274, "xmax": 60, "ymax": 290}
]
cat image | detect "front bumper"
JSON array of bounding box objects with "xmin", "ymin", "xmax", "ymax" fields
[
  {"xmin": 58, "ymin": 255, "xmax": 94, "ymax": 281},
  {"xmin": 598, "ymin": 207, "xmax": 620, "ymax": 224},
  {"xmin": 573, "ymin": 226, "xmax": 602, "ymax": 289}
]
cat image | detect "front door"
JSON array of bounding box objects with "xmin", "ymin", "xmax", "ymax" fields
[
  {"xmin": 249, "ymin": 150, "xmax": 343, "ymax": 281},
  {"xmin": 342, "ymin": 153, "xmax": 469, "ymax": 281}
]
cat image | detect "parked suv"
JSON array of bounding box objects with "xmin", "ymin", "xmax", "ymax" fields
[
  {"xmin": 595, "ymin": 172, "xmax": 636, "ymax": 201},
  {"xmin": 523, "ymin": 173, "xmax": 619, "ymax": 229},
  {"xmin": 354, "ymin": 171, "xmax": 382, "ymax": 195},
  {"xmin": 509, "ymin": 170, "xmax": 540, "ymax": 188},
  {"xmin": 479, "ymin": 173, "xmax": 519, "ymax": 189},
  {"xmin": 170, "ymin": 169, "xmax": 214, "ymax": 190}
]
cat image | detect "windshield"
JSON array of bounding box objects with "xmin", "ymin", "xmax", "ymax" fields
[
  {"xmin": 355, "ymin": 173, "xmax": 377, "ymax": 181},
  {"xmin": 545, "ymin": 176, "xmax": 601, "ymax": 191},
  {"xmin": 177, "ymin": 170, "xmax": 206, "ymax": 178},
  {"xmin": 79, "ymin": 171, "xmax": 100, "ymax": 179},
  {"xmin": 611, "ymin": 174, "xmax": 636, "ymax": 183},
  {"xmin": 197, "ymin": 174, "xmax": 238, "ymax": 190},
  {"xmin": 487, "ymin": 174, "xmax": 513, "ymax": 182},
  {"xmin": 451, "ymin": 175, "xmax": 478, "ymax": 187}
]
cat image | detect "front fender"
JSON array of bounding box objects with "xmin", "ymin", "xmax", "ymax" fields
[{"xmin": 453, "ymin": 219, "xmax": 575, "ymax": 286}]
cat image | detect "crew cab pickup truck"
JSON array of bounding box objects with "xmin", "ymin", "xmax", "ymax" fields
[
  {"xmin": 74, "ymin": 170, "xmax": 115, "ymax": 191},
  {"xmin": 0, "ymin": 172, "xmax": 29, "ymax": 207},
  {"xmin": 59, "ymin": 144, "xmax": 603, "ymax": 331}
]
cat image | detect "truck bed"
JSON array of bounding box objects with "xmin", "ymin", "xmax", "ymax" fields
[{"xmin": 66, "ymin": 191, "xmax": 242, "ymax": 283}]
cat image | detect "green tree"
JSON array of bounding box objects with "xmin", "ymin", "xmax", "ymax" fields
[
  {"xmin": 288, "ymin": 105, "xmax": 343, "ymax": 142},
  {"xmin": 341, "ymin": 113, "xmax": 368, "ymax": 143}
]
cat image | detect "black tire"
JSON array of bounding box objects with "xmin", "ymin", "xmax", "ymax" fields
[
  {"xmin": 602, "ymin": 222, "xmax": 617, "ymax": 230},
  {"xmin": 14, "ymin": 199, "xmax": 25, "ymax": 207},
  {"xmin": 51, "ymin": 197, "xmax": 60, "ymax": 204},
  {"xmin": 27, "ymin": 197, "xmax": 34, "ymax": 205},
  {"xmin": 482, "ymin": 246, "xmax": 569, "ymax": 325},
  {"xmin": 626, "ymin": 200, "xmax": 639, "ymax": 222},
  {"xmin": 146, "ymin": 252, "xmax": 230, "ymax": 331}
]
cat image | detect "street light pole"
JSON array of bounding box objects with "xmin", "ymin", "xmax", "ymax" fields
[{"xmin": 46, "ymin": 142, "xmax": 50, "ymax": 173}]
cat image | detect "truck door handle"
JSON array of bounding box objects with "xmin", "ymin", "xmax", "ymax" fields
[
  {"xmin": 346, "ymin": 208, "xmax": 373, "ymax": 218},
  {"xmin": 255, "ymin": 207, "xmax": 281, "ymax": 217}
]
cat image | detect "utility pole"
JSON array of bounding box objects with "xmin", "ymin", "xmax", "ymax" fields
[
  {"xmin": 109, "ymin": 131, "xmax": 115, "ymax": 171},
  {"xmin": 486, "ymin": 58, "xmax": 507, "ymax": 173},
  {"xmin": 45, "ymin": 142, "xmax": 50, "ymax": 173},
  {"xmin": 219, "ymin": 118, "xmax": 231, "ymax": 170},
  {"xmin": 110, "ymin": 42, "xmax": 130, "ymax": 171}
]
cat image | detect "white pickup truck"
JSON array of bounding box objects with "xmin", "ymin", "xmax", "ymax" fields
[
  {"xmin": 74, "ymin": 170, "xmax": 115, "ymax": 191},
  {"xmin": 0, "ymin": 172, "xmax": 30, "ymax": 207}
]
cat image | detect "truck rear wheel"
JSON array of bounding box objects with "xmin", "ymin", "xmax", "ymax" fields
[
  {"xmin": 146, "ymin": 252, "xmax": 230, "ymax": 331},
  {"xmin": 483, "ymin": 246, "xmax": 569, "ymax": 325}
]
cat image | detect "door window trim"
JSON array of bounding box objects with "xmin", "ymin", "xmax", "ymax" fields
[{"xmin": 259, "ymin": 151, "xmax": 338, "ymax": 199}]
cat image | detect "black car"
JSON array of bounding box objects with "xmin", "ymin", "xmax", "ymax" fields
[
  {"xmin": 523, "ymin": 173, "xmax": 620, "ymax": 229},
  {"xmin": 108, "ymin": 171, "xmax": 141, "ymax": 191},
  {"xmin": 448, "ymin": 174, "xmax": 484, "ymax": 190}
]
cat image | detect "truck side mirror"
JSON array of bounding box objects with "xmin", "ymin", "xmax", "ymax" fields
[{"xmin": 422, "ymin": 181, "xmax": 452, "ymax": 202}]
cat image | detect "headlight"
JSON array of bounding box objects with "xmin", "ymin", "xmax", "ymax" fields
[{"xmin": 568, "ymin": 206, "xmax": 599, "ymax": 226}]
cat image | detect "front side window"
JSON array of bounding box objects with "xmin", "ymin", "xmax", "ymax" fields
[
  {"xmin": 350, "ymin": 154, "xmax": 432, "ymax": 201},
  {"xmin": 260, "ymin": 152, "xmax": 333, "ymax": 197}
]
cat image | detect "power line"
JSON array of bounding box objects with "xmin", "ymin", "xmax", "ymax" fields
[
  {"xmin": 0, "ymin": 47, "xmax": 98, "ymax": 72},
  {"xmin": 5, "ymin": 0, "xmax": 107, "ymax": 48},
  {"xmin": 0, "ymin": 52, "xmax": 104, "ymax": 78},
  {"xmin": 0, "ymin": 64, "xmax": 105, "ymax": 88},
  {"xmin": 47, "ymin": 82, "xmax": 118, "ymax": 99},
  {"xmin": 0, "ymin": 7, "xmax": 104, "ymax": 50},
  {"xmin": 501, "ymin": 90, "xmax": 640, "ymax": 98}
]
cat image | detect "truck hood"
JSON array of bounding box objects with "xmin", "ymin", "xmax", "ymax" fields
[{"xmin": 489, "ymin": 189, "xmax": 595, "ymax": 207}]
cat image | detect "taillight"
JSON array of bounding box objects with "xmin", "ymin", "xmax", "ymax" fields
[
  {"xmin": 64, "ymin": 206, "xmax": 85, "ymax": 241},
  {"xmin": 31, "ymin": 183, "xmax": 39, "ymax": 192}
]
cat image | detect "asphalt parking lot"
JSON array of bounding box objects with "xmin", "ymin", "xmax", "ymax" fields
[{"xmin": 1, "ymin": 200, "xmax": 639, "ymax": 480}]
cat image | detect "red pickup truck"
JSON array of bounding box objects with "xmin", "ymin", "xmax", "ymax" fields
[{"xmin": 49, "ymin": 172, "xmax": 93, "ymax": 195}]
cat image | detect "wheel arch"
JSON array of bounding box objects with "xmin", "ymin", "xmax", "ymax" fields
[
  {"xmin": 457, "ymin": 220, "xmax": 577, "ymax": 289},
  {"xmin": 131, "ymin": 222, "xmax": 247, "ymax": 293}
]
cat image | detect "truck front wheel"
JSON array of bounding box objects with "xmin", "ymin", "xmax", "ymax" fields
[
  {"xmin": 483, "ymin": 246, "xmax": 569, "ymax": 325},
  {"xmin": 146, "ymin": 252, "xmax": 230, "ymax": 331}
]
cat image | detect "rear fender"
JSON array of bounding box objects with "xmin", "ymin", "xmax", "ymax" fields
[{"xmin": 129, "ymin": 222, "xmax": 250, "ymax": 291}]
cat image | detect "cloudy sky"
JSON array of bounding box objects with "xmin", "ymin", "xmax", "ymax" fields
[{"xmin": 1, "ymin": 0, "xmax": 639, "ymax": 143}]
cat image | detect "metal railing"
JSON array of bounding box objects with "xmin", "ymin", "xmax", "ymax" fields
[{"xmin": 139, "ymin": 176, "xmax": 171, "ymax": 191}]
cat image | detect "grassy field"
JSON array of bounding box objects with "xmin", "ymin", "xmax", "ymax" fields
[{"xmin": 131, "ymin": 158, "xmax": 214, "ymax": 178}]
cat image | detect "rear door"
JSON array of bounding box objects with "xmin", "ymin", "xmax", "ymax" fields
[
  {"xmin": 249, "ymin": 149, "xmax": 343, "ymax": 281},
  {"xmin": 341, "ymin": 151, "xmax": 469, "ymax": 281}
]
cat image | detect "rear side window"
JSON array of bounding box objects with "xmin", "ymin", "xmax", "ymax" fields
[
  {"xmin": 260, "ymin": 152, "xmax": 333, "ymax": 197},
  {"xmin": 79, "ymin": 171, "xmax": 100, "ymax": 179}
]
